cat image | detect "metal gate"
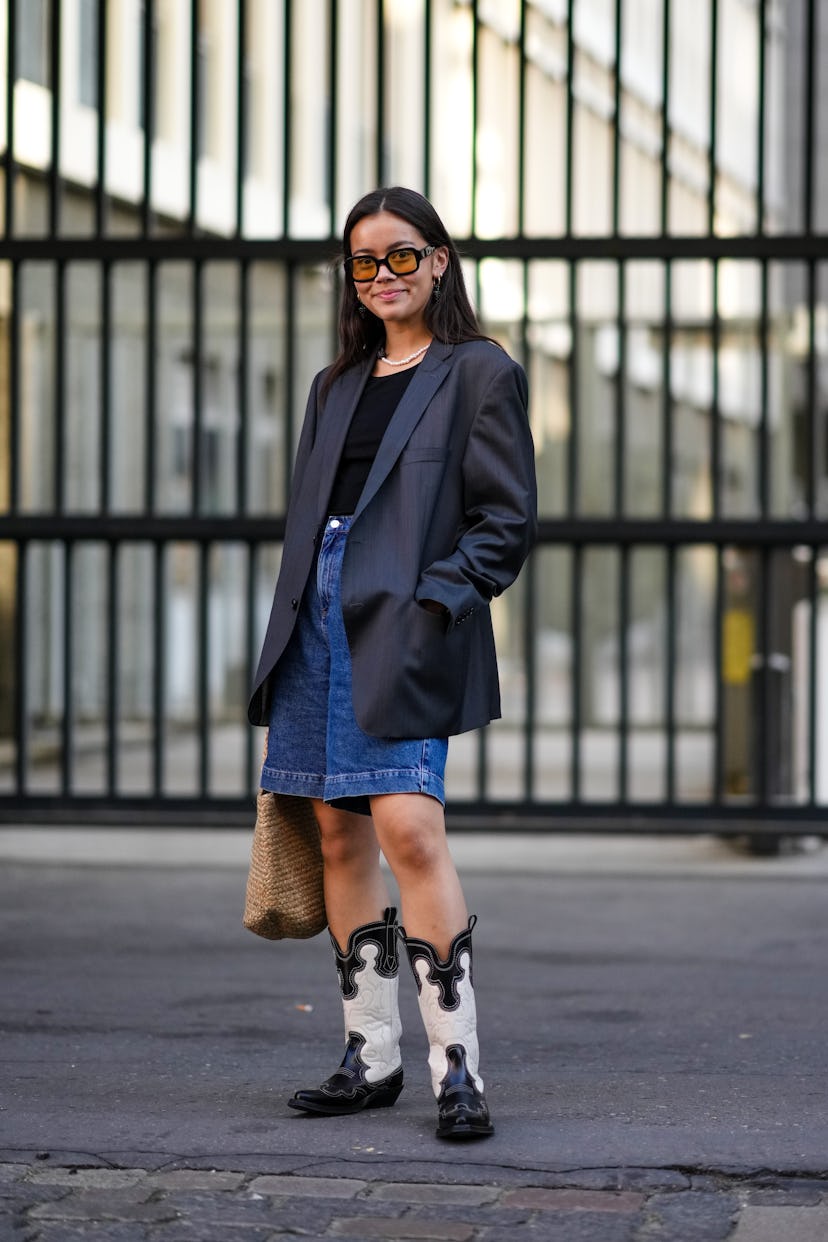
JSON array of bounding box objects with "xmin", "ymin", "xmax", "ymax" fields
[{"xmin": 1, "ymin": 0, "xmax": 826, "ymax": 833}]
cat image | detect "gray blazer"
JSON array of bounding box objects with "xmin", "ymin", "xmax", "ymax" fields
[{"xmin": 248, "ymin": 338, "xmax": 537, "ymax": 738}]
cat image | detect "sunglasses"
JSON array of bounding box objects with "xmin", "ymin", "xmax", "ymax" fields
[{"xmin": 344, "ymin": 245, "xmax": 436, "ymax": 282}]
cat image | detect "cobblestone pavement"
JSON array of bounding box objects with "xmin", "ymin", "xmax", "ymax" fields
[{"xmin": 2, "ymin": 1158, "xmax": 828, "ymax": 1241}]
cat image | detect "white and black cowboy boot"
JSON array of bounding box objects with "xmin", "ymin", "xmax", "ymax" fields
[
  {"xmin": 288, "ymin": 906, "xmax": 404, "ymax": 1116},
  {"xmin": 402, "ymin": 915, "xmax": 494, "ymax": 1140}
]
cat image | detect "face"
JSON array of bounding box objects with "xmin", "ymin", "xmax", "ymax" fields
[{"xmin": 348, "ymin": 211, "xmax": 448, "ymax": 332}]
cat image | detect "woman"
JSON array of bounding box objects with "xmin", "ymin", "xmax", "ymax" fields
[{"xmin": 248, "ymin": 187, "xmax": 537, "ymax": 1140}]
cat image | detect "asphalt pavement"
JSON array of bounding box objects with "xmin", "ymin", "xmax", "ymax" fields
[{"xmin": 1, "ymin": 827, "xmax": 827, "ymax": 1241}]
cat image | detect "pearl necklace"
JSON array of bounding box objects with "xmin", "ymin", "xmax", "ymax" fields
[{"xmin": 377, "ymin": 342, "xmax": 430, "ymax": 367}]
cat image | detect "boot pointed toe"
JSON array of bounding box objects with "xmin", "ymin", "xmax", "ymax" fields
[
  {"xmin": 436, "ymin": 1094, "xmax": 494, "ymax": 1139},
  {"xmin": 288, "ymin": 1065, "xmax": 404, "ymax": 1116},
  {"xmin": 402, "ymin": 919, "xmax": 494, "ymax": 1143},
  {"xmin": 287, "ymin": 910, "xmax": 404, "ymax": 1119},
  {"xmin": 435, "ymin": 1045, "xmax": 494, "ymax": 1139}
]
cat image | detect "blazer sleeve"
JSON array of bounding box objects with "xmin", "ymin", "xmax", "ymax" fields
[{"xmin": 414, "ymin": 358, "xmax": 537, "ymax": 629}]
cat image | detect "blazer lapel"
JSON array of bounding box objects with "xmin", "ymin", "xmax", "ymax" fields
[
  {"xmin": 314, "ymin": 359, "xmax": 373, "ymax": 519},
  {"xmin": 353, "ymin": 342, "xmax": 453, "ymax": 521}
]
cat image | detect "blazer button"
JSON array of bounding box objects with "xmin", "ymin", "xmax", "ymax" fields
[{"xmin": 291, "ymin": 598, "xmax": 299, "ymax": 609}]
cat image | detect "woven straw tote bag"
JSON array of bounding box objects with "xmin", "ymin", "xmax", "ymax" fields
[{"xmin": 243, "ymin": 791, "xmax": 327, "ymax": 939}]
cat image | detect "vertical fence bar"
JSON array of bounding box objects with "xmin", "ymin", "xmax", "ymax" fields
[
  {"xmin": 14, "ymin": 542, "xmax": 27, "ymax": 793},
  {"xmin": 714, "ymin": 546, "xmax": 725, "ymax": 800},
  {"xmin": 806, "ymin": 261, "xmax": 817, "ymax": 516},
  {"xmin": 141, "ymin": 0, "xmax": 155, "ymax": 234},
  {"xmin": 711, "ymin": 260, "xmax": 720, "ymax": 518},
  {"xmin": 235, "ymin": 0, "xmax": 246, "ymax": 237},
  {"xmin": 152, "ymin": 541, "xmax": 165, "ymax": 794},
  {"xmin": 517, "ymin": 0, "xmax": 527, "ymax": 237},
  {"xmin": 758, "ymin": 259, "xmax": 769, "ymax": 518},
  {"xmin": 612, "ymin": 0, "xmax": 622, "ymax": 236},
  {"xmin": 188, "ymin": 0, "xmax": 199, "ymax": 233},
  {"xmin": 375, "ymin": 0, "xmax": 385, "ymax": 186},
  {"xmin": 565, "ymin": 0, "xmax": 578, "ymax": 520},
  {"xmin": 236, "ymin": 260, "xmax": 250, "ymax": 515},
  {"xmin": 665, "ymin": 544, "xmax": 677, "ymax": 801},
  {"xmin": 618, "ymin": 545, "xmax": 630, "ymax": 801},
  {"xmin": 192, "ymin": 259, "xmax": 204, "ymax": 514},
  {"xmin": 327, "ymin": 0, "xmax": 337, "ymax": 232},
  {"xmin": 49, "ymin": 0, "xmax": 62, "ymax": 237},
  {"xmin": 521, "ymin": 259, "xmax": 534, "ymax": 800},
  {"xmin": 198, "ymin": 542, "xmax": 209, "ymax": 797},
  {"xmin": 807, "ymin": 548, "xmax": 818, "ymax": 804},
  {"xmin": 245, "ymin": 541, "xmax": 257, "ymax": 793},
  {"xmin": 567, "ymin": 263, "xmax": 578, "ymax": 516},
  {"xmin": 106, "ymin": 541, "xmax": 119, "ymax": 796},
  {"xmin": 709, "ymin": 0, "xmax": 721, "ymax": 524},
  {"xmin": 707, "ymin": 0, "xmax": 718, "ymax": 235},
  {"xmin": 4, "ymin": 0, "xmax": 16, "ymax": 237},
  {"xmin": 470, "ymin": 0, "xmax": 479, "ymax": 235},
  {"xmin": 144, "ymin": 260, "xmax": 158, "ymax": 512},
  {"xmin": 61, "ymin": 540, "xmax": 74, "ymax": 796},
  {"xmin": 565, "ymin": 0, "xmax": 575, "ymax": 236},
  {"xmin": 423, "ymin": 0, "xmax": 432, "ymax": 197},
  {"xmin": 757, "ymin": 546, "xmax": 770, "ymax": 804},
  {"xmin": 661, "ymin": 0, "xmax": 673, "ymax": 823},
  {"xmin": 100, "ymin": 259, "xmax": 112, "ymax": 512},
  {"xmin": 661, "ymin": 262, "xmax": 673, "ymax": 516},
  {"xmin": 282, "ymin": 0, "xmax": 291, "ymax": 236},
  {"xmin": 94, "ymin": 0, "xmax": 108, "ymax": 236},
  {"xmin": 756, "ymin": 0, "xmax": 766, "ymax": 234},
  {"xmin": 616, "ymin": 257, "xmax": 628, "ymax": 794},
  {"xmin": 522, "ymin": 544, "xmax": 537, "ymax": 802},
  {"xmin": 660, "ymin": 0, "xmax": 670, "ymax": 233},
  {"xmin": 759, "ymin": 546, "xmax": 774, "ymax": 804},
  {"xmin": 9, "ymin": 261, "xmax": 20, "ymax": 511},
  {"xmin": 571, "ymin": 544, "xmax": 583, "ymax": 800},
  {"xmin": 615, "ymin": 262, "xmax": 626, "ymax": 515},
  {"xmin": 54, "ymin": 261, "xmax": 66, "ymax": 512},
  {"xmin": 803, "ymin": 0, "xmax": 815, "ymax": 236}
]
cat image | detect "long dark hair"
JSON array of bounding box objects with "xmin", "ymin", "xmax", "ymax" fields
[{"xmin": 321, "ymin": 186, "xmax": 495, "ymax": 397}]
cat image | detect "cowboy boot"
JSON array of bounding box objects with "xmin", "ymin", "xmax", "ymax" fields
[
  {"xmin": 402, "ymin": 915, "xmax": 494, "ymax": 1140},
  {"xmin": 288, "ymin": 906, "xmax": 404, "ymax": 1115}
]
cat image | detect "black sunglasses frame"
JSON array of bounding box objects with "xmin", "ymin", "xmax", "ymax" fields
[{"xmin": 344, "ymin": 244, "xmax": 437, "ymax": 282}]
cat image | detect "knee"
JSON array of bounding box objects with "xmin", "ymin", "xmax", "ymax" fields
[
  {"xmin": 316, "ymin": 809, "xmax": 378, "ymax": 870},
  {"xmin": 381, "ymin": 817, "xmax": 445, "ymax": 877}
]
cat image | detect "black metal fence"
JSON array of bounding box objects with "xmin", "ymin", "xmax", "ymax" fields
[{"xmin": 0, "ymin": 0, "xmax": 826, "ymax": 832}]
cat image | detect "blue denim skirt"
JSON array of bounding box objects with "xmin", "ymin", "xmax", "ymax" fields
[{"xmin": 261, "ymin": 515, "xmax": 448, "ymax": 816}]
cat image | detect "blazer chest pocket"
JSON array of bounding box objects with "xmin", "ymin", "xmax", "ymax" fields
[{"xmin": 399, "ymin": 446, "xmax": 447, "ymax": 464}]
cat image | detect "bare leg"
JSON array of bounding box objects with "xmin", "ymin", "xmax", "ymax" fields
[
  {"xmin": 369, "ymin": 793, "xmax": 492, "ymax": 1139},
  {"xmin": 290, "ymin": 804, "xmax": 403, "ymax": 1116},
  {"xmin": 311, "ymin": 799, "xmax": 391, "ymax": 947},
  {"xmin": 368, "ymin": 792, "xmax": 467, "ymax": 957}
]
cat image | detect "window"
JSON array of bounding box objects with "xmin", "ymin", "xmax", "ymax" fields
[
  {"xmin": 78, "ymin": 0, "xmax": 98, "ymax": 108},
  {"xmin": 17, "ymin": 0, "xmax": 50, "ymax": 87}
]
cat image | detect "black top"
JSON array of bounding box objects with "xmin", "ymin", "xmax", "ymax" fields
[{"xmin": 327, "ymin": 367, "xmax": 418, "ymax": 515}]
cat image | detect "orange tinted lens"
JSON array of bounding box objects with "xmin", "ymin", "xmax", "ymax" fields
[
  {"xmin": 387, "ymin": 249, "xmax": 418, "ymax": 274},
  {"xmin": 351, "ymin": 256, "xmax": 378, "ymax": 280}
]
